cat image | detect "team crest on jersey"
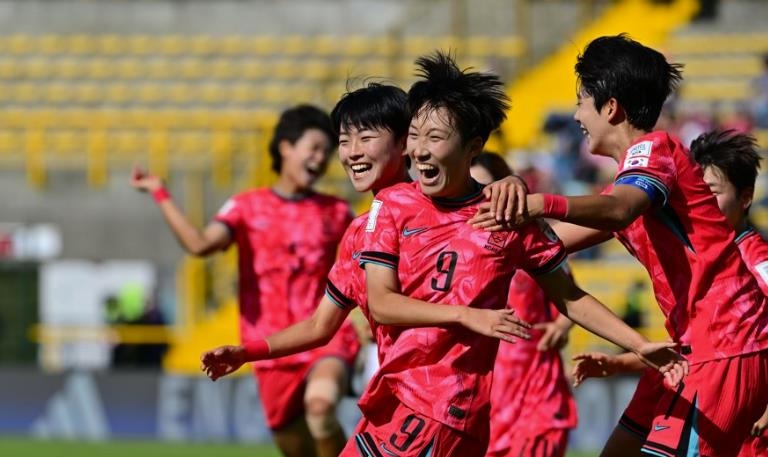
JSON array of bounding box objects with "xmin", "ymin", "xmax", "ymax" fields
[
  {"xmin": 623, "ymin": 141, "xmax": 653, "ymax": 169},
  {"xmin": 755, "ymin": 261, "xmax": 768, "ymax": 287},
  {"xmin": 484, "ymin": 231, "xmax": 510, "ymax": 254},
  {"xmin": 626, "ymin": 141, "xmax": 653, "ymax": 158},
  {"xmin": 365, "ymin": 200, "xmax": 383, "ymax": 232},
  {"xmin": 217, "ymin": 198, "xmax": 236, "ymax": 215}
]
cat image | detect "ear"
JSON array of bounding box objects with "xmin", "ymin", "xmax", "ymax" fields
[
  {"xmin": 741, "ymin": 186, "xmax": 755, "ymax": 212},
  {"xmin": 278, "ymin": 139, "xmax": 293, "ymax": 159},
  {"xmin": 604, "ymin": 97, "xmax": 623, "ymax": 123},
  {"xmin": 467, "ymin": 137, "xmax": 484, "ymax": 159},
  {"xmin": 397, "ymin": 135, "xmax": 408, "ymax": 155}
]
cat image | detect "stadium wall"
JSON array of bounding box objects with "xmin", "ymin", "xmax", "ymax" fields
[{"xmin": 0, "ymin": 368, "xmax": 637, "ymax": 452}]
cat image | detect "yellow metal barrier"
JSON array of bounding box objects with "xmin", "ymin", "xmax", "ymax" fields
[{"xmin": 501, "ymin": 0, "xmax": 699, "ymax": 149}]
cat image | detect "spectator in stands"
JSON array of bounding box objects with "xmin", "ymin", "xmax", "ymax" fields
[{"xmin": 751, "ymin": 53, "xmax": 768, "ymax": 128}]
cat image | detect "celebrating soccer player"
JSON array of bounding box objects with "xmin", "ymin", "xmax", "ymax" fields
[
  {"xmin": 346, "ymin": 51, "xmax": 685, "ymax": 457},
  {"xmin": 198, "ymin": 84, "xmax": 531, "ymax": 455},
  {"xmin": 132, "ymin": 105, "xmax": 358, "ymax": 457},
  {"xmin": 471, "ymin": 152, "xmax": 577, "ymax": 457},
  {"xmin": 571, "ymin": 129, "xmax": 768, "ymax": 454},
  {"xmin": 472, "ymin": 35, "xmax": 768, "ymax": 457}
]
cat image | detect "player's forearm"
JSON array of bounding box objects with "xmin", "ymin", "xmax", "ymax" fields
[
  {"xmin": 530, "ymin": 194, "xmax": 636, "ymax": 232},
  {"xmin": 157, "ymin": 201, "xmax": 218, "ymax": 256},
  {"xmin": 559, "ymin": 293, "xmax": 647, "ymax": 354},
  {"xmin": 262, "ymin": 300, "xmax": 348, "ymax": 359},
  {"xmin": 612, "ymin": 352, "xmax": 646, "ymax": 373},
  {"xmin": 368, "ymin": 291, "xmax": 464, "ymax": 327},
  {"xmin": 553, "ymin": 314, "xmax": 574, "ymax": 332}
]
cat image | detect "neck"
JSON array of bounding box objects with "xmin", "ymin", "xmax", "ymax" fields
[
  {"xmin": 439, "ymin": 176, "xmax": 478, "ymax": 200},
  {"xmin": 609, "ymin": 126, "xmax": 651, "ymax": 161},
  {"xmin": 733, "ymin": 218, "xmax": 749, "ymax": 235},
  {"xmin": 371, "ymin": 168, "xmax": 412, "ymax": 197},
  {"xmin": 272, "ymin": 175, "xmax": 308, "ymax": 197}
]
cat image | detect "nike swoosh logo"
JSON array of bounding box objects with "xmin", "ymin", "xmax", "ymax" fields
[
  {"xmin": 653, "ymin": 424, "xmax": 670, "ymax": 432},
  {"xmin": 352, "ymin": 251, "xmax": 361, "ymax": 259},
  {"xmin": 402, "ymin": 226, "xmax": 428, "ymax": 237}
]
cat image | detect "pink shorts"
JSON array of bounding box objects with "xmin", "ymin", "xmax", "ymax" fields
[
  {"xmin": 621, "ymin": 352, "xmax": 768, "ymax": 457},
  {"xmin": 255, "ymin": 356, "xmax": 351, "ymax": 430},
  {"xmin": 339, "ymin": 401, "xmax": 486, "ymax": 457}
]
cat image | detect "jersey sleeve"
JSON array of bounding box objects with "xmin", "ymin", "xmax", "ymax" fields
[
  {"xmin": 359, "ymin": 197, "xmax": 400, "ymax": 270},
  {"xmin": 615, "ymin": 138, "xmax": 676, "ymax": 206},
  {"xmin": 515, "ymin": 220, "xmax": 568, "ymax": 276},
  {"xmin": 213, "ymin": 196, "xmax": 243, "ymax": 235},
  {"xmin": 326, "ymin": 225, "xmax": 360, "ymax": 310}
]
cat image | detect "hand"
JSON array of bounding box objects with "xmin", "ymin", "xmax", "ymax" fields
[
  {"xmin": 460, "ymin": 307, "xmax": 532, "ymax": 343},
  {"xmin": 571, "ymin": 352, "xmax": 620, "ymax": 387},
  {"xmin": 130, "ymin": 165, "xmax": 164, "ymax": 193},
  {"xmin": 483, "ymin": 175, "xmax": 528, "ymax": 223},
  {"xmin": 534, "ymin": 321, "xmax": 570, "ymax": 351},
  {"xmin": 200, "ymin": 345, "xmax": 248, "ymax": 381},
  {"xmin": 752, "ymin": 405, "xmax": 768, "ymax": 437},
  {"xmin": 468, "ymin": 203, "xmax": 519, "ymax": 231},
  {"xmin": 634, "ymin": 341, "xmax": 688, "ymax": 388}
]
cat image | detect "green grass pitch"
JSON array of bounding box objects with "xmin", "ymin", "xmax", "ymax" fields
[{"xmin": 0, "ymin": 437, "xmax": 598, "ymax": 456}]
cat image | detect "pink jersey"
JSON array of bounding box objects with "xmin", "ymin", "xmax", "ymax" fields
[
  {"xmin": 487, "ymin": 269, "xmax": 577, "ymax": 455},
  {"xmin": 326, "ymin": 214, "xmax": 398, "ymax": 361},
  {"xmin": 214, "ymin": 188, "xmax": 356, "ymax": 368},
  {"xmin": 358, "ymin": 181, "xmax": 567, "ymax": 440},
  {"xmin": 736, "ymin": 228, "xmax": 768, "ymax": 297},
  {"xmin": 610, "ymin": 131, "xmax": 768, "ymax": 364}
]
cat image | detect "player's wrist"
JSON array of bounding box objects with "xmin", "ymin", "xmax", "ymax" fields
[
  {"xmin": 151, "ymin": 186, "xmax": 171, "ymax": 204},
  {"xmin": 540, "ymin": 194, "xmax": 569, "ymax": 219},
  {"xmin": 243, "ymin": 339, "xmax": 271, "ymax": 361}
]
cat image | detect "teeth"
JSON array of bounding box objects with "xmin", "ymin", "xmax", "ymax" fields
[
  {"xmin": 416, "ymin": 163, "xmax": 436, "ymax": 171},
  {"xmin": 350, "ymin": 163, "xmax": 372, "ymax": 172}
]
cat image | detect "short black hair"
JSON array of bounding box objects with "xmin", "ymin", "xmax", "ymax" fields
[
  {"xmin": 575, "ymin": 34, "xmax": 683, "ymax": 131},
  {"xmin": 690, "ymin": 129, "xmax": 761, "ymax": 195},
  {"xmin": 331, "ymin": 83, "xmax": 410, "ymax": 141},
  {"xmin": 471, "ymin": 152, "xmax": 513, "ymax": 181},
  {"xmin": 408, "ymin": 51, "xmax": 509, "ymax": 144},
  {"xmin": 268, "ymin": 104, "xmax": 337, "ymax": 174}
]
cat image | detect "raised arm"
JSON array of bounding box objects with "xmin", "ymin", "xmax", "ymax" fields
[
  {"xmin": 131, "ymin": 166, "xmax": 231, "ymax": 256},
  {"xmin": 201, "ymin": 296, "xmax": 349, "ymax": 381},
  {"xmin": 364, "ymin": 262, "xmax": 530, "ymax": 342}
]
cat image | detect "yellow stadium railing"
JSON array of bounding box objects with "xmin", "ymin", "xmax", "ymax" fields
[{"xmin": 500, "ymin": 0, "xmax": 699, "ymax": 150}]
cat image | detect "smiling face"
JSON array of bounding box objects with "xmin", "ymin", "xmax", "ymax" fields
[
  {"xmin": 702, "ymin": 165, "xmax": 752, "ymax": 229},
  {"xmin": 279, "ymin": 128, "xmax": 332, "ymax": 191},
  {"xmin": 407, "ymin": 106, "xmax": 479, "ymax": 198},
  {"xmin": 338, "ymin": 125, "xmax": 406, "ymax": 193},
  {"xmin": 574, "ymin": 88, "xmax": 614, "ymax": 158}
]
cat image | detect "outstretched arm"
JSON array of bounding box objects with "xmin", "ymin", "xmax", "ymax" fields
[
  {"xmin": 571, "ymin": 351, "xmax": 644, "ymax": 387},
  {"xmin": 534, "ymin": 267, "xmax": 686, "ymax": 386},
  {"xmin": 365, "ymin": 263, "xmax": 531, "ymax": 343},
  {"xmin": 528, "ymin": 185, "xmax": 652, "ymax": 232},
  {"xmin": 549, "ymin": 221, "xmax": 613, "ymax": 253},
  {"xmin": 131, "ymin": 166, "xmax": 230, "ymax": 256},
  {"xmin": 201, "ymin": 296, "xmax": 349, "ymax": 381}
]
